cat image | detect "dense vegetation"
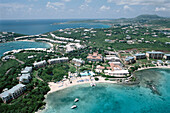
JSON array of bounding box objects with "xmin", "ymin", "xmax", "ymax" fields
[
  {"xmin": 14, "ymin": 51, "xmax": 61, "ymax": 66},
  {"xmin": 0, "ymin": 60, "xmax": 21, "ymax": 92},
  {"xmin": 50, "ymin": 25, "xmax": 170, "ymax": 51},
  {"xmin": 38, "ymin": 63, "xmax": 69, "ymax": 82},
  {"xmin": 0, "ymin": 78, "xmax": 50, "ymax": 113},
  {"xmin": 0, "ymin": 32, "xmax": 25, "ymax": 42}
]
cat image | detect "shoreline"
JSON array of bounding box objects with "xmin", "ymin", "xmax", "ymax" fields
[
  {"xmin": 1, "ymin": 40, "xmax": 54, "ymax": 56},
  {"xmin": 16, "ymin": 39, "xmax": 54, "ymax": 48},
  {"xmin": 37, "ymin": 66, "xmax": 170, "ymax": 113},
  {"xmin": 47, "ymin": 76, "xmax": 117, "ymax": 94},
  {"xmin": 135, "ymin": 65, "xmax": 170, "ymax": 72},
  {"xmin": 47, "ymin": 66, "xmax": 170, "ymax": 94}
]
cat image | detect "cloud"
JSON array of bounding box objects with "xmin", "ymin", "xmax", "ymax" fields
[
  {"xmin": 85, "ymin": 0, "xmax": 92, "ymax": 3},
  {"xmin": 107, "ymin": 0, "xmax": 170, "ymax": 6},
  {"xmin": 62, "ymin": 0, "xmax": 71, "ymax": 2},
  {"xmin": 107, "ymin": 0, "xmax": 170, "ymax": 12},
  {"xmin": 155, "ymin": 7, "xmax": 166, "ymax": 11},
  {"xmin": 46, "ymin": 2, "xmax": 65, "ymax": 11},
  {"xmin": 80, "ymin": 4, "xmax": 89, "ymax": 10},
  {"xmin": 123, "ymin": 5, "xmax": 132, "ymax": 11},
  {"xmin": 79, "ymin": 0, "xmax": 92, "ymax": 10},
  {"xmin": 0, "ymin": 3, "xmax": 26, "ymax": 9},
  {"xmin": 100, "ymin": 5, "xmax": 110, "ymax": 11}
]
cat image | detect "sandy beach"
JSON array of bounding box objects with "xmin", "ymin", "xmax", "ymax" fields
[
  {"xmin": 47, "ymin": 65, "xmax": 170, "ymax": 94},
  {"xmin": 47, "ymin": 76, "xmax": 117, "ymax": 94},
  {"xmin": 36, "ymin": 66, "xmax": 170, "ymax": 113}
]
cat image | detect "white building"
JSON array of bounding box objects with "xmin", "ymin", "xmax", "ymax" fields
[
  {"xmin": 0, "ymin": 84, "xmax": 26, "ymax": 103},
  {"xmin": 21, "ymin": 67, "xmax": 32, "ymax": 74},
  {"xmin": 72, "ymin": 58, "xmax": 85, "ymax": 66},
  {"xmin": 33, "ymin": 60, "xmax": 47, "ymax": 68},
  {"xmin": 19, "ymin": 73, "xmax": 31, "ymax": 83},
  {"xmin": 48, "ymin": 57, "xmax": 69, "ymax": 65},
  {"xmin": 146, "ymin": 51, "xmax": 164, "ymax": 59},
  {"xmin": 104, "ymin": 70, "xmax": 129, "ymax": 77},
  {"xmin": 104, "ymin": 55, "xmax": 120, "ymax": 62}
]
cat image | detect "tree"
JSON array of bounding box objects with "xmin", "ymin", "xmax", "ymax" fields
[{"xmin": 95, "ymin": 77, "xmax": 99, "ymax": 81}]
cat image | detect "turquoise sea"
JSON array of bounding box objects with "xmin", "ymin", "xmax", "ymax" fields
[
  {"xmin": 0, "ymin": 19, "xmax": 110, "ymax": 35},
  {"xmin": 42, "ymin": 68, "xmax": 170, "ymax": 113},
  {"xmin": 0, "ymin": 41, "xmax": 51, "ymax": 57}
]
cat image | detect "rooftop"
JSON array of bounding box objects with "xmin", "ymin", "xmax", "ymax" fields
[
  {"xmin": 0, "ymin": 84, "xmax": 25, "ymax": 97},
  {"xmin": 134, "ymin": 53, "xmax": 146, "ymax": 56},
  {"xmin": 147, "ymin": 51, "xmax": 164, "ymax": 54}
]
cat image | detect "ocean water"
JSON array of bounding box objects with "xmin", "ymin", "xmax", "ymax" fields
[
  {"xmin": 0, "ymin": 41, "xmax": 51, "ymax": 57},
  {"xmin": 42, "ymin": 68, "xmax": 170, "ymax": 113},
  {"xmin": 0, "ymin": 19, "xmax": 110, "ymax": 35}
]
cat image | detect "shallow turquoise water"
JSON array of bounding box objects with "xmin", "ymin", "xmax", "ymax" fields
[
  {"xmin": 42, "ymin": 69, "xmax": 170, "ymax": 113},
  {"xmin": 0, "ymin": 41, "xmax": 51, "ymax": 57}
]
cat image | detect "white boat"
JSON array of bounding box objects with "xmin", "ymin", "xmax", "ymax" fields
[
  {"xmin": 71, "ymin": 105, "xmax": 77, "ymax": 109},
  {"xmin": 90, "ymin": 83, "xmax": 96, "ymax": 87},
  {"xmin": 74, "ymin": 98, "xmax": 79, "ymax": 102}
]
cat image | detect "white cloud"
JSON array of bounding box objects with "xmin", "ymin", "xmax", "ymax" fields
[
  {"xmin": 80, "ymin": 4, "xmax": 89, "ymax": 10},
  {"xmin": 107, "ymin": 0, "xmax": 170, "ymax": 6},
  {"xmin": 100, "ymin": 5, "xmax": 110, "ymax": 11},
  {"xmin": 107, "ymin": 0, "xmax": 170, "ymax": 12},
  {"xmin": 62, "ymin": 0, "xmax": 71, "ymax": 2},
  {"xmin": 123, "ymin": 5, "xmax": 132, "ymax": 10},
  {"xmin": 0, "ymin": 3, "xmax": 26, "ymax": 9},
  {"xmin": 79, "ymin": 0, "xmax": 91, "ymax": 10},
  {"xmin": 85, "ymin": 0, "xmax": 92, "ymax": 3},
  {"xmin": 155, "ymin": 7, "xmax": 166, "ymax": 11},
  {"xmin": 46, "ymin": 2, "xmax": 65, "ymax": 11}
]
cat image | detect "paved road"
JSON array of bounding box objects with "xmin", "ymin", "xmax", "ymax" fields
[
  {"xmin": 5, "ymin": 68, "xmax": 12, "ymax": 75},
  {"xmin": 15, "ymin": 58, "xmax": 25, "ymax": 64}
]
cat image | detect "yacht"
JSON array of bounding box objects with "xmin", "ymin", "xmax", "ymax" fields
[
  {"xmin": 71, "ymin": 105, "xmax": 77, "ymax": 109},
  {"xmin": 74, "ymin": 98, "xmax": 79, "ymax": 102}
]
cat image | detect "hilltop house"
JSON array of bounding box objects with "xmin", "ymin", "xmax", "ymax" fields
[
  {"xmin": 87, "ymin": 52, "xmax": 103, "ymax": 62},
  {"xmin": 0, "ymin": 84, "xmax": 26, "ymax": 103},
  {"xmin": 146, "ymin": 51, "xmax": 164, "ymax": 59}
]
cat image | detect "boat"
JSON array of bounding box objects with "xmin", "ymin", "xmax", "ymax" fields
[
  {"xmin": 74, "ymin": 98, "xmax": 79, "ymax": 102},
  {"xmin": 71, "ymin": 105, "xmax": 77, "ymax": 109},
  {"xmin": 90, "ymin": 83, "xmax": 96, "ymax": 87}
]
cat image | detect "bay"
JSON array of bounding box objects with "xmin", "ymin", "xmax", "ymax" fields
[
  {"xmin": 0, "ymin": 41, "xmax": 51, "ymax": 57},
  {"xmin": 42, "ymin": 68, "xmax": 170, "ymax": 113},
  {"xmin": 0, "ymin": 19, "xmax": 110, "ymax": 35}
]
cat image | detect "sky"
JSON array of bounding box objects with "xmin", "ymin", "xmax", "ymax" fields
[{"xmin": 0, "ymin": 0, "xmax": 170, "ymax": 19}]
